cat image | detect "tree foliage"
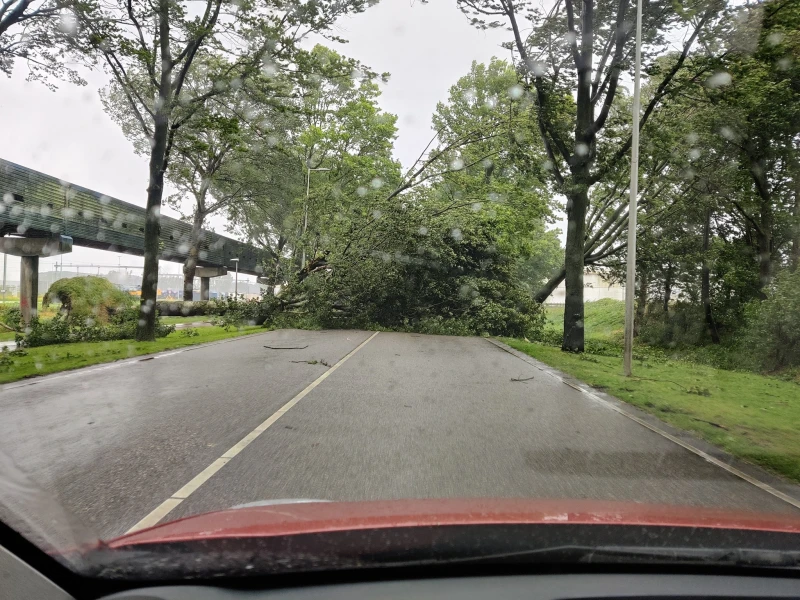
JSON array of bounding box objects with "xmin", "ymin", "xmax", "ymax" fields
[{"xmin": 42, "ymin": 276, "xmax": 133, "ymax": 324}]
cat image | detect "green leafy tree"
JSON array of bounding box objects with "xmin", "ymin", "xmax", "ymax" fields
[
  {"xmin": 0, "ymin": 0, "xmax": 87, "ymax": 85},
  {"xmin": 73, "ymin": 0, "xmax": 377, "ymax": 340},
  {"xmin": 457, "ymin": 0, "xmax": 724, "ymax": 351}
]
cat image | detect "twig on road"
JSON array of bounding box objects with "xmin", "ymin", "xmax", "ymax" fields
[
  {"xmin": 264, "ymin": 345, "xmax": 309, "ymax": 350},
  {"xmin": 511, "ymin": 375, "xmax": 535, "ymax": 382}
]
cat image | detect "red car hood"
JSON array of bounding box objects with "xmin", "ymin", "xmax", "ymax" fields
[{"xmin": 110, "ymin": 498, "xmax": 800, "ymax": 548}]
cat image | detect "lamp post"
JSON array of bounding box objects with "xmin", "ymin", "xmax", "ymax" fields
[
  {"xmin": 302, "ymin": 167, "xmax": 332, "ymax": 268},
  {"xmin": 230, "ymin": 258, "xmax": 239, "ymax": 297},
  {"xmin": 623, "ymin": 0, "xmax": 644, "ymax": 377}
]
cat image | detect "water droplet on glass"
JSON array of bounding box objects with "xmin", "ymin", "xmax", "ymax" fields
[
  {"xmin": 451, "ymin": 228, "xmax": 462, "ymax": 241},
  {"xmin": 471, "ymin": 203, "xmax": 482, "ymax": 212},
  {"xmin": 356, "ymin": 186, "xmax": 367, "ymax": 197},
  {"xmin": 450, "ymin": 158, "xmax": 465, "ymax": 170},
  {"xmin": 706, "ymin": 72, "xmax": 732, "ymax": 88},
  {"xmin": 766, "ymin": 32, "xmax": 784, "ymax": 46},
  {"xmin": 418, "ymin": 226, "xmax": 428, "ymax": 236},
  {"xmin": 370, "ymin": 177, "xmax": 384, "ymax": 189},
  {"xmin": 508, "ymin": 85, "xmax": 523, "ymax": 100},
  {"xmin": 575, "ymin": 143, "xmax": 589, "ymax": 156},
  {"xmin": 372, "ymin": 210, "xmax": 382, "ymax": 219},
  {"xmin": 59, "ymin": 13, "xmax": 77, "ymax": 36}
]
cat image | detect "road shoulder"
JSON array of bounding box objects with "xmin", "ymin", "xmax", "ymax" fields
[{"xmin": 487, "ymin": 337, "xmax": 800, "ymax": 512}]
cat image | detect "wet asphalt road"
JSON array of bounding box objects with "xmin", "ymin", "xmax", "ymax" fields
[{"xmin": 1, "ymin": 329, "xmax": 797, "ymax": 541}]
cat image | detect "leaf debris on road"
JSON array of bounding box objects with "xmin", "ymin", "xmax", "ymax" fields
[
  {"xmin": 511, "ymin": 375, "xmax": 535, "ymax": 382},
  {"xmin": 264, "ymin": 345, "xmax": 309, "ymax": 350}
]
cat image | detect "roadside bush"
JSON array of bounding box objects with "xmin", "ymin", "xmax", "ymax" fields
[
  {"xmin": 738, "ymin": 269, "xmax": 800, "ymax": 372},
  {"xmin": 638, "ymin": 302, "xmax": 709, "ymax": 347},
  {"xmin": 212, "ymin": 296, "xmax": 279, "ymax": 329},
  {"xmin": 155, "ymin": 300, "xmax": 220, "ymax": 317},
  {"xmin": 43, "ymin": 277, "xmax": 133, "ymax": 324},
  {"xmin": 0, "ymin": 306, "xmax": 21, "ymax": 330},
  {"xmin": 19, "ymin": 308, "xmax": 175, "ymax": 348}
]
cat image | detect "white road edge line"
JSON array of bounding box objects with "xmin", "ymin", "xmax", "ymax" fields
[
  {"xmin": 487, "ymin": 338, "xmax": 800, "ymax": 512},
  {"xmin": 125, "ymin": 331, "xmax": 380, "ymax": 534}
]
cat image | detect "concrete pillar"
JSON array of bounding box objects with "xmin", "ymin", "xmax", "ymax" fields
[
  {"xmin": 194, "ymin": 267, "xmax": 227, "ymax": 301},
  {"xmin": 0, "ymin": 236, "xmax": 72, "ymax": 326},
  {"xmin": 200, "ymin": 277, "xmax": 210, "ymax": 301},
  {"xmin": 20, "ymin": 255, "xmax": 39, "ymax": 325}
]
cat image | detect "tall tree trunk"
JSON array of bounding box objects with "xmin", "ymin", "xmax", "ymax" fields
[
  {"xmin": 701, "ymin": 208, "xmax": 720, "ymax": 344},
  {"xmin": 183, "ymin": 210, "xmax": 205, "ymax": 301},
  {"xmin": 791, "ymin": 162, "xmax": 799, "ymax": 273},
  {"xmin": 663, "ymin": 263, "xmax": 673, "ymax": 315},
  {"xmin": 755, "ymin": 197, "xmax": 773, "ymax": 297},
  {"xmin": 562, "ymin": 0, "xmax": 594, "ymax": 353},
  {"xmin": 663, "ymin": 262, "xmax": 673, "ymax": 343},
  {"xmin": 562, "ymin": 187, "xmax": 588, "ymax": 351},
  {"xmin": 747, "ymin": 149, "xmax": 774, "ymax": 296},
  {"xmin": 792, "ymin": 191, "xmax": 800, "ymax": 273},
  {"xmin": 635, "ymin": 269, "xmax": 648, "ymax": 337},
  {"xmin": 135, "ymin": 1, "xmax": 172, "ymax": 342}
]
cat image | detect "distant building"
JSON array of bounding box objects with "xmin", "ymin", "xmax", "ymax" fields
[{"xmin": 545, "ymin": 268, "xmax": 625, "ymax": 305}]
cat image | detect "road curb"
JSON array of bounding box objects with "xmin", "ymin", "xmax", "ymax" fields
[{"xmin": 487, "ymin": 337, "xmax": 800, "ymax": 512}]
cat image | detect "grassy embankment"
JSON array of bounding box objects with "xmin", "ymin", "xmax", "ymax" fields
[
  {"xmin": 0, "ymin": 325, "xmax": 265, "ymax": 384},
  {"xmin": 503, "ymin": 300, "xmax": 800, "ymax": 483}
]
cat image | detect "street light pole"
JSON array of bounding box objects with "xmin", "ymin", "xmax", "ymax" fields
[{"xmin": 623, "ymin": 0, "xmax": 644, "ymax": 377}]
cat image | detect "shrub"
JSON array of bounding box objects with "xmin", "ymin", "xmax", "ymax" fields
[
  {"xmin": 19, "ymin": 308, "xmax": 175, "ymax": 348},
  {"xmin": 638, "ymin": 302, "xmax": 709, "ymax": 347},
  {"xmin": 0, "ymin": 306, "xmax": 21, "ymax": 330},
  {"xmin": 739, "ymin": 269, "xmax": 800, "ymax": 372},
  {"xmin": 43, "ymin": 277, "xmax": 133, "ymax": 324},
  {"xmin": 155, "ymin": 300, "xmax": 220, "ymax": 317},
  {"xmin": 212, "ymin": 296, "xmax": 279, "ymax": 329}
]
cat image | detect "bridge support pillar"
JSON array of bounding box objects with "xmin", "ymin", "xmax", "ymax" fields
[
  {"xmin": 20, "ymin": 256, "xmax": 39, "ymax": 325},
  {"xmin": 194, "ymin": 266, "xmax": 227, "ymax": 302},
  {"xmin": 200, "ymin": 277, "xmax": 210, "ymax": 301},
  {"xmin": 1, "ymin": 236, "xmax": 73, "ymax": 326}
]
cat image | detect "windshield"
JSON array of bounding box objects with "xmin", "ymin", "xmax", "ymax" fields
[{"xmin": 1, "ymin": 0, "xmax": 799, "ymax": 581}]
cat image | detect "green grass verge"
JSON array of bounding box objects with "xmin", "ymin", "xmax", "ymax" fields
[
  {"xmin": 502, "ymin": 338, "xmax": 800, "ymax": 483},
  {"xmin": 0, "ymin": 325, "xmax": 266, "ymax": 384},
  {"xmin": 160, "ymin": 315, "xmax": 214, "ymax": 325},
  {"xmin": 545, "ymin": 299, "xmax": 626, "ymax": 343}
]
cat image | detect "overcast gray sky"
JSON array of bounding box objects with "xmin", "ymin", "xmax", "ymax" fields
[{"xmin": 0, "ymin": 0, "xmax": 509, "ymax": 283}]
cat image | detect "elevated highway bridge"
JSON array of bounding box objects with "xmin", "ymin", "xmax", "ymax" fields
[{"xmin": 0, "ymin": 158, "xmax": 265, "ymax": 321}]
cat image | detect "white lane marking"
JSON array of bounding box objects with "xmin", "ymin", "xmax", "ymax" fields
[
  {"xmin": 125, "ymin": 331, "xmax": 379, "ymax": 534},
  {"xmin": 487, "ymin": 338, "xmax": 800, "ymax": 512}
]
